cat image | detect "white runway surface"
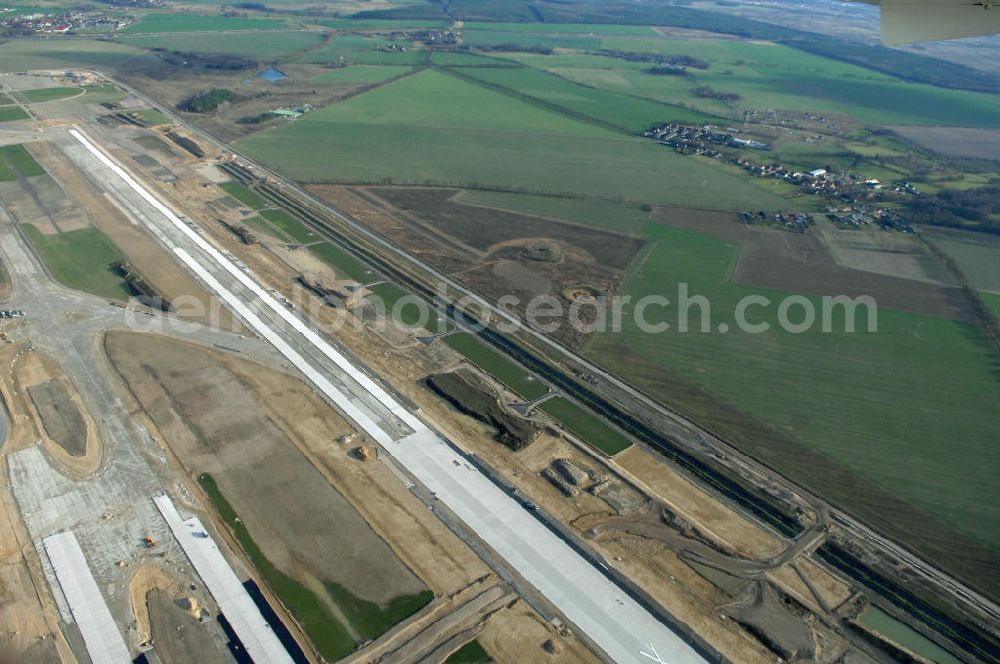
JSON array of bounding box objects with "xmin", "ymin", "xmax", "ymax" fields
[
  {"xmin": 69, "ymin": 127, "xmax": 708, "ymax": 664},
  {"xmin": 43, "ymin": 531, "xmax": 132, "ymax": 664},
  {"xmin": 153, "ymin": 495, "xmax": 294, "ymax": 664}
]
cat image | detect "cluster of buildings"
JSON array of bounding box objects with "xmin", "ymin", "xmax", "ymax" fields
[
  {"xmin": 268, "ymin": 104, "xmax": 313, "ymax": 119},
  {"xmin": 646, "ymin": 123, "xmax": 921, "ymax": 233},
  {"xmin": 0, "ymin": 9, "xmax": 135, "ymax": 34},
  {"xmin": 644, "ymin": 122, "xmax": 770, "ymax": 156},
  {"xmin": 741, "ymin": 210, "xmax": 814, "ymax": 232},
  {"xmin": 827, "ymin": 206, "xmax": 914, "ymax": 232},
  {"xmin": 373, "ymin": 42, "xmax": 409, "ymax": 53},
  {"xmin": 738, "ymin": 159, "xmax": 912, "ymax": 202},
  {"xmin": 411, "ymin": 29, "xmax": 460, "ymax": 46}
]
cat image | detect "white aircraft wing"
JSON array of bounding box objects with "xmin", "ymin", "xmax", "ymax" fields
[{"xmin": 851, "ymin": 0, "xmax": 1000, "ymax": 44}]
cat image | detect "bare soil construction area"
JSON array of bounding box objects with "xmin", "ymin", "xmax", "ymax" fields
[
  {"xmin": 105, "ymin": 332, "xmax": 426, "ymax": 606},
  {"xmin": 0, "ymin": 175, "xmax": 88, "ymax": 236},
  {"xmin": 104, "ymin": 330, "xmax": 495, "ymax": 659},
  {"xmin": 26, "ymin": 380, "xmax": 85, "ymax": 457},
  {"xmin": 415, "ymin": 375, "xmax": 786, "ymax": 663},
  {"xmin": 0, "ymin": 346, "xmax": 78, "ymax": 664},
  {"xmin": 13, "ymin": 349, "xmax": 101, "ymax": 476},
  {"xmin": 147, "ymin": 587, "xmax": 221, "ymax": 664},
  {"xmin": 615, "ymin": 445, "xmax": 783, "ymax": 560},
  {"xmin": 26, "ymin": 139, "xmax": 236, "ymax": 327},
  {"xmin": 651, "ymin": 206, "xmax": 973, "ymax": 321},
  {"xmin": 128, "ymin": 564, "xmax": 227, "ymax": 663},
  {"xmin": 309, "ymin": 185, "xmax": 645, "ymax": 345}
]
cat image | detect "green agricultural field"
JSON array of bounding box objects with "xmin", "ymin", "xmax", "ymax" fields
[
  {"xmin": 455, "ymin": 66, "xmax": 719, "ymax": 130},
  {"xmin": 591, "ymin": 36, "xmax": 1000, "ymax": 127},
  {"xmin": 120, "ymin": 30, "xmax": 322, "ymax": 58},
  {"xmin": 428, "ymin": 51, "xmax": 516, "ymax": 67},
  {"xmin": 197, "ymin": 474, "xmax": 356, "ymax": 660},
  {"xmin": 22, "ymin": 225, "xmax": 130, "ymax": 299},
  {"xmin": 219, "ymin": 181, "xmax": 268, "ymax": 209},
  {"xmin": 295, "ymin": 35, "xmax": 428, "ymax": 66},
  {"xmin": 325, "ymin": 581, "xmax": 433, "ymax": 643},
  {"xmin": 932, "ymin": 237, "xmax": 1000, "ymax": 293},
  {"xmin": 311, "ymin": 65, "xmax": 416, "ymax": 85},
  {"xmin": 237, "ymin": 69, "xmax": 789, "ymax": 209},
  {"xmin": 451, "ymin": 190, "xmax": 650, "ymax": 234},
  {"xmin": 0, "ymin": 38, "xmax": 150, "ymax": 72},
  {"xmin": 502, "ymin": 54, "xmax": 736, "ymax": 119},
  {"xmin": 0, "ymin": 107, "xmax": 29, "ymax": 123},
  {"xmin": 19, "ymin": 87, "xmax": 81, "ymax": 103},
  {"xmin": 198, "ymin": 474, "xmax": 433, "ymax": 658},
  {"xmin": 123, "ymin": 12, "xmax": 287, "ymax": 33},
  {"xmin": 581, "ymin": 219, "xmax": 1000, "ymax": 562},
  {"xmin": 771, "ymin": 141, "xmax": 860, "ymax": 174},
  {"xmin": 0, "ymin": 93, "xmax": 15, "ymax": 106},
  {"xmin": 445, "ymin": 639, "xmax": 493, "ymax": 663},
  {"xmin": 81, "ymin": 83, "xmax": 126, "ymax": 105},
  {"xmin": 0, "ymin": 144, "xmax": 45, "ymax": 179},
  {"xmin": 443, "ymin": 332, "xmax": 549, "ymax": 400},
  {"xmin": 983, "ymin": 292, "xmax": 1000, "ymax": 320},
  {"xmin": 133, "ymin": 108, "xmax": 171, "ymax": 126},
  {"xmin": 308, "ymin": 242, "xmax": 376, "ymax": 283},
  {"xmin": 315, "ymin": 18, "xmax": 447, "ymax": 29},
  {"xmin": 538, "ymin": 396, "xmax": 633, "ymax": 456},
  {"xmin": 242, "ymin": 215, "xmax": 288, "ymax": 241},
  {"xmin": 463, "ymin": 21, "xmax": 655, "ymax": 35},
  {"xmin": 366, "ymin": 282, "xmax": 451, "ymax": 333},
  {"xmin": 462, "ymin": 29, "xmax": 602, "ymax": 51},
  {"xmin": 259, "ymin": 208, "xmax": 318, "ymax": 244}
]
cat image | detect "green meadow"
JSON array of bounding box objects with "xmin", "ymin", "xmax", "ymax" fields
[
  {"xmin": 472, "ymin": 34, "xmax": 1000, "ymax": 127},
  {"xmin": 19, "ymin": 87, "xmax": 81, "ymax": 103},
  {"xmin": 454, "ymin": 65, "xmax": 719, "ymax": 130},
  {"xmin": 0, "ymin": 39, "xmax": 150, "ymax": 72},
  {"xmin": 164, "ymin": 14, "xmax": 1000, "ymax": 591},
  {"xmin": 237, "ymin": 69, "xmax": 787, "ymax": 209},
  {"xmin": 367, "ymin": 282, "xmax": 452, "ymax": 333},
  {"xmin": 259, "ymin": 208, "xmax": 318, "ymax": 244},
  {"xmin": 295, "ymin": 35, "xmax": 428, "ymax": 66},
  {"xmin": 0, "ymin": 144, "xmax": 45, "ymax": 179},
  {"xmin": 590, "ymin": 37, "xmax": 1000, "ymax": 127},
  {"xmin": 315, "ymin": 18, "xmax": 447, "ymax": 30},
  {"xmin": 219, "ymin": 182, "xmax": 268, "ymax": 209},
  {"xmin": 462, "ymin": 21, "xmax": 656, "ymax": 35},
  {"xmin": 121, "ymin": 30, "xmax": 322, "ymax": 58},
  {"xmin": 932, "ymin": 237, "xmax": 1000, "ymax": 293},
  {"xmin": 0, "ymin": 107, "xmax": 29, "ymax": 123},
  {"xmin": 443, "ymin": 332, "xmax": 549, "ymax": 400},
  {"xmin": 428, "ymin": 51, "xmax": 516, "ymax": 66},
  {"xmin": 444, "ymin": 639, "xmax": 492, "ymax": 663},
  {"xmin": 462, "ymin": 29, "xmax": 602, "ymax": 51},
  {"xmin": 579, "ymin": 218, "xmax": 1000, "ymax": 556},
  {"xmin": 451, "ymin": 190, "xmax": 651, "ymax": 235},
  {"xmin": 123, "ymin": 12, "xmax": 287, "ymax": 34},
  {"xmin": 538, "ymin": 396, "xmax": 633, "ymax": 456},
  {"xmin": 311, "ymin": 65, "xmax": 416, "ymax": 85},
  {"xmin": 22, "ymin": 225, "xmax": 130, "ymax": 299},
  {"xmin": 199, "ymin": 474, "xmax": 432, "ymax": 660},
  {"xmin": 308, "ymin": 242, "xmax": 375, "ymax": 283}
]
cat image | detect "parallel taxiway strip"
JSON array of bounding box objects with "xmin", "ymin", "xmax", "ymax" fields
[{"xmin": 43, "ymin": 531, "xmax": 132, "ymax": 664}]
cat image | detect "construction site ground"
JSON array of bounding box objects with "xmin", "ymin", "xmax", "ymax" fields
[{"xmin": 0, "ymin": 71, "xmax": 965, "ymax": 664}]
